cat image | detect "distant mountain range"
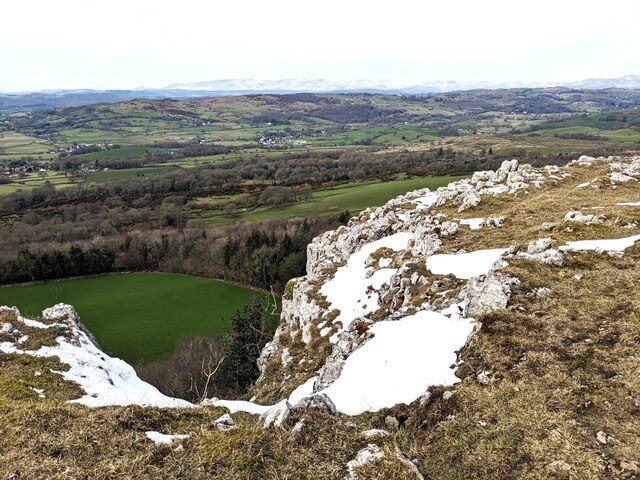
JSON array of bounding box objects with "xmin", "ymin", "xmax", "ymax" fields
[
  {"xmin": 1, "ymin": 75, "xmax": 639, "ymax": 113},
  {"xmin": 164, "ymin": 75, "xmax": 640, "ymax": 94}
]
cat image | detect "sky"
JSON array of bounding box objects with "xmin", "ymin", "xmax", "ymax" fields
[{"xmin": 1, "ymin": 0, "xmax": 639, "ymax": 92}]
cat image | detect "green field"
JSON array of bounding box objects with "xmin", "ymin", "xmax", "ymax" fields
[
  {"xmin": 85, "ymin": 165, "xmax": 180, "ymax": 182},
  {"xmin": 0, "ymin": 273, "xmax": 275, "ymax": 365},
  {"xmin": 75, "ymin": 146, "xmax": 167, "ymax": 160},
  {"xmin": 202, "ymin": 175, "xmax": 465, "ymax": 224}
]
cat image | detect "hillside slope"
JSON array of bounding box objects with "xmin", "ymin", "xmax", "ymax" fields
[{"xmin": 1, "ymin": 155, "xmax": 639, "ymax": 479}]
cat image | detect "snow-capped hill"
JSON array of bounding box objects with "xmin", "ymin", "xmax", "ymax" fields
[
  {"xmin": 164, "ymin": 78, "xmax": 402, "ymax": 92},
  {"xmin": 566, "ymin": 74, "xmax": 640, "ymax": 90},
  {"xmin": 165, "ymin": 76, "xmax": 640, "ymax": 94}
]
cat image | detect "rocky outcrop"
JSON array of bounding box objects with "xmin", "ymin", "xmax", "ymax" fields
[{"xmin": 255, "ymin": 158, "xmax": 566, "ymax": 405}]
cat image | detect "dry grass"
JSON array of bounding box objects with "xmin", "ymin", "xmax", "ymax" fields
[
  {"xmin": 396, "ymin": 247, "xmax": 640, "ymax": 479},
  {"xmin": 441, "ymin": 163, "xmax": 640, "ymax": 253}
]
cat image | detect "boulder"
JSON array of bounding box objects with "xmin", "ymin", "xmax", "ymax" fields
[
  {"xmin": 292, "ymin": 393, "xmax": 337, "ymax": 416},
  {"xmin": 346, "ymin": 444, "xmax": 384, "ymax": 478},
  {"xmin": 462, "ymin": 272, "xmax": 515, "ymax": 317},
  {"xmin": 259, "ymin": 400, "xmax": 291, "ymax": 428}
]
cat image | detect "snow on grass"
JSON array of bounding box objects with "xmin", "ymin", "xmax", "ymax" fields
[
  {"xmin": 426, "ymin": 248, "xmax": 508, "ymax": 279},
  {"xmin": 321, "ymin": 232, "xmax": 412, "ymax": 334},
  {"xmin": 21, "ymin": 317, "xmax": 64, "ymax": 329},
  {"xmin": 318, "ymin": 310, "xmax": 475, "ymax": 415},
  {"xmin": 0, "ymin": 341, "xmax": 20, "ymax": 354},
  {"xmin": 0, "ymin": 306, "xmax": 193, "ymax": 408},
  {"xmin": 460, "ymin": 218, "xmax": 484, "ymax": 230},
  {"xmin": 30, "ymin": 387, "xmax": 46, "ymax": 398},
  {"xmin": 559, "ymin": 234, "xmax": 640, "ymax": 253},
  {"xmin": 617, "ymin": 201, "xmax": 640, "ymax": 206},
  {"xmin": 31, "ymin": 328, "xmax": 193, "ymax": 408},
  {"xmin": 145, "ymin": 431, "xmax": 189, "ymax": 444},
  {"xmin": 204, "ymin": 399, "xmax": 272, "ymax": 415}
]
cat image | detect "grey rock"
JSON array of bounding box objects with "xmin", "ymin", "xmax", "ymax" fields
[
  {"xmin": 496, "ymin": 159, "xmax": 519, "ymax": 182},
  {"xmin": 515, "ymin": 239, "xmax": 564, "ymax": 266},
  {"xmin": 346, "ymin": 444, "xmax": 384, "ymax": 478},
  {"xmin": 610, "ymin": 172, "xmax": 637, "ymax": 184},
  {"xmin": 213, "ymin": 413, "xmax": 237, "ymax": 431},
  {"xmin": 315, "ymin": 320, "xmax": 373, "ymax": 391},
  {"xmin": 411, "ymin": 228, "xmax": 441, "ymax": 257},
  {"xmin": 485, "ymin": 216, "xmax": 504, "ymax": 227},
  {"xmin": 527, "ymin": 238, "xmax": 552, "ymax": 254},
  {"xmin": 292, "ymin": 393, "xmax": 337, "ymax": 416},
  {"xmin": 462, "ymin": 272, "xmax": 516, "ymax": 317},
  {"xmin": 41, "ymin": 303, "xmax": 98, "ymax": 347},
  {"xmin": 568, "ymin": 155, "xmax": 596, "ymax": 166},
  {"xmin": 477, "ymin": 370, "xmax": 492, "ymax": 385},
  {"xmin": 563, "ymin": 210, "xmax": 604, "ymax": 224},
  {"xmin": 385, "ymin": 416, "xmax": 400, "ymax": 431},
  {"xmin": 291, "ymin": 419, "xmax": 306, "ymax": 434},
  {"xmin": 439, "ymin": 221, "xmax": 459, "ymax": 237},
  {"xmin": 259, "ymin": 400, "xmax": 291, "ymax": 428},
  {"xmin": 539, "ymin": 221, "xmax": 555, "ymax": 231},
  {"xmin": 361, "ymin": 429, "xmax": 390, "ymax": 439},
  {"xmin": 457, "ymin": 190, "xmax": 481, "ymax": 212},
  {"xmin": 394, "ymin": 445, "xmax": 425, "ymax": 480},
  {"xmin": 596, "ymin": 430, "xmax": 608, "ymax": 444}
]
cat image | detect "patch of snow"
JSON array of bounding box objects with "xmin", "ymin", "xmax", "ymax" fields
[
  {"xmin": 321, "ymin": 232, "xmax": 412, "ymax": 333},
  {"xmin": 145, "ymin": 431, "xmax": 189, "ymax": 445},
  {"xmin": 30, "ymin": 387, "xmax": 46, "ymax": 398},
  {"xmin": 0, "ymin": 342, "xmax": 20, "ymax": 354},
  {"xmin": 32, "ymin": 329, "xmax": 192, "ymax": 408},
  {"xmin": 378, "ymin": 258, "xmax": 392, "ymax": 268},
  {"xmin": 426, "ymin": 248, "xmax": 508, "ymax": 279},
  {"xmin": 288, "ymin": 376, "xmax": 317, "ymax": 405},
  {"xmin": 484, "ymin": 185, "xmax": 508, "ymax": 195},
  {"xmin": 460, "ymin": 218, "xmax": 485, "ymax": 230},
  {"xmin": 205, "ymin": 399, "xmax": 272, "ymax": 415},
  {"xmin": 559, "ymin": 234, "xmax": 640, "ymax": 253},
  {"xmin": 21, "ymin": 318, "xmax": 62, "ymax": 329},
  {"xmin": 319, "ymin": 310, "xmax": 475, "ymax": 415},
  {"xmin": 414, "ymin": 191, "xmax": 439, "ymax": 209},
  {"xmin": 617, "ymin": 201, "xmax": 640, "ymax": 206}
]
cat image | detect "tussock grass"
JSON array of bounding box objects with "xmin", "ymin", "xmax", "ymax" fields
[{"xmin": 443, "ymin": 163, "xmax": 640, "ymax": 253}]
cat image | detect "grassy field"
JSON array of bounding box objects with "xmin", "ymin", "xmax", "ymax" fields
[
  {"xmin": 0, "ymin": 170, "xmax": 75, "ymax": 194},
  {"xmin": 75, "ymin": 146, "xmax": 167, "ymax": 160},
  {"xmin": 201, "ymin": 175, "xmax": 465, "ymax": 224},
  {"xmin": 0, "ymin": 273, "xmax": 275, "ymax": 364},
  {"xmin": 84, "ymin": 165, "xmax": 180, "ymax": 182},
  {"xmin": 0, "ymin": 131, "xmax": 53, "ymax": 156}
]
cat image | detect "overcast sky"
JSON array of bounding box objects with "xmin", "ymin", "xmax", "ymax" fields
[{"xmin": 1, "ymin": 0, "xmax": 639, "ymax": 91}]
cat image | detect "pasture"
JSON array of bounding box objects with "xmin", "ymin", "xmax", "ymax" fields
[
  {"xmin": 202, "ymin": 175, "xmax": 465, "ymax": 224},
  {"xmin": 0, "ymin": 273, "xmax": 276, "ymax": 365}
]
